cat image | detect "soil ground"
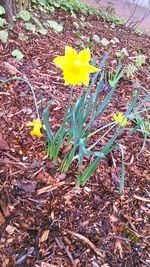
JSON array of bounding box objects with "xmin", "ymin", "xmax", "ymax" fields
[{"xmin": 0, "ymin": 6, "xmax": 150, "ymax": 267}]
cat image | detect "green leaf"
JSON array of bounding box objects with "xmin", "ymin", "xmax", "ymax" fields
[
  {"xmin": 11, "ymin": 49, "xmax": 24, "ymax": 61},
  {"xmin": 77, "ymin": 157, "xmax": 100, "ymax": 186},
  {"xmin": 46, "ymin": 20, "xmax": 63, "ymax": 32},
  {"xmin": 38, "ymin": 27, "xmax": 48, "ymax": 35},
  {"xmin": 73, "ymin": 21, "xmax": 80, "ymax": 29},
  {"xmin": 101, "ymin": 38, "xmax": 110, "ymax": 46},
  {"xmin": 32, "ymin": 16, "xmax": 42, "ymax": 27},
  {"xmin": 0, "ymin": 30, "xmax": 8, "ymax": 43},
  {"xmin": 0, "ymin": 5, "xmax": 5, "ymax": 15},
  {"xmin": 92, "ymin": 34, "xmax": 101, "ymax": 43},
  {"xmin": 19, "ymin": 10, "xmax": 31, "ymax": 21},
  {"xmin": 25, "ymin": 22, "xmax": 36, "ymax": 31},
  {"xmin": 0, "ymin": 17, "xmax": 6, "ymax": 27}
]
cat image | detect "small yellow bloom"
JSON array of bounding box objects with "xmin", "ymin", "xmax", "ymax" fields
[
  {"xmin": 26, "ymin": 118, "xmax": 44, "ymax": 137},
  {"xmin": 113, "ymin": 112, "xmax": 128, "ymax": 127},
  {"xmin": 53, "ymin": 46, "xmax": 99, "ymax": 86}
]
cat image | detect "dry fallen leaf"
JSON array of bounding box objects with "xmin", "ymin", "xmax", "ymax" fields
[
  {"xmin": 5, "ymin": 225, "xmax": 16, "ymax": 235},
  {"xmin": 36, "ymin": 172, "xmax": 55, "ymax": 185},
  {"xmin": 0, "ymin": 211, "xmax": 5, "ymax": 226},
  {"xmin": 115, "ymin": 239, "xmax": 123, "ymax": 259},
  {"xmin": 62, "ymin": 144, "xmax": 73, "ymax": 154},
  {"xmin": 41, "ymin": 263, "xmax": 58, "ymax": 267},
  {"xmin": 40, "ymin": 230, "xmax": 50, "ymax": 243},
  {"xmin": 0, "ymin": 135, "xmax": 9, "ymax": 151},
  {"xmin": 2, "ymin": 62, "xmax": 22, "ymax": 75},
  {"xmin": 0, "ymin": 193, "xmax": 10, "ymax": 217},
  {"xmin": 2, "ymin": 258, "xmax": 9, "ymax": 267}
]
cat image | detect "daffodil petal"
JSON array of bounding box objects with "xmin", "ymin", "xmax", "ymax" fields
[
  {"xmin": 53, "ymin": 55, "xmax": 66, "ymax": 68},
  {"xmin": 121, "ymin": 119, "xmax": 127, "ymax": 127},
  {"xmin": 85, "ymin": 64, "xmax": 100, "ymax": 73},
  {"xmin": 27, "ymin": 118, "xmax": 44, "ymax": 137},
  {"xmin": 26, "ymin": 121, "xmax": 34, "ymax": 126},
  {"xmin": 31, "ymin": 129, "xmax": 43, "ymax": 137},
  {"xmin": 78, "ymin": 48, "xmax": 91, "ymax": 64},
  {"xmin": 118, "ymin": 113, "xmax": 123, "ymax": 120},
  {"xmin": 65, "ymin": 46, "xmax": 78, "ymax": 61},
  {"xmin": 113, "ymin": 115, "xmax": 118, "ymax": 121},
  {"xmin": 81, "ymin": 73, "xmax": 90, "ymax": 86}
]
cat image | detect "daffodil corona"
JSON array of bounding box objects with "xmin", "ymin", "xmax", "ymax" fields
[
  {"xmin": 113, "ymin": 113, "xmax": 128, "ymax": 127},
  {"xmin": 53, "ymin": 46, "xmax": 99, "ymax": 86},
  {"xmin": 26, "ymin": 118, "xmax": 44, "ymax": 137}
]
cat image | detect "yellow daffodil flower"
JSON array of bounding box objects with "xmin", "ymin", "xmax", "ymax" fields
[
  {"xmin": 53, "ymin": 46, "xmax": 100, "ymax": 86},
  {"xmin": 26, "ymin": 118, "xmax": 44, "ymax": 137},
  {"xmin": 113, "ymin": 112, "xmax": 128, "ymax": 127}
]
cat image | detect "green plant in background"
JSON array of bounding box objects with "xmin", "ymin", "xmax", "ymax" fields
[
  {"xmin": 0, "ymin": 5, "xmax": 6, "ymax": 27},
  {"xmin": 125, "ymin": 63, "xmax": 138, "ymax": 79},
  {"xmin": 11, "ymin": 49, "xmax": 24, "ymax": 61},
  {"xmin": 18, "ymin": 10, "xmax": 31, "ymax": 21},
  {"xmin": 107, "ymin": 64, "xmax": 124, "ymax": 88},
  {"xmin": 0, "ymin": 5, "xmax": 8, "ymax": 43},
  {"xmin": 125, "ymin": 53, "xmax": 146, "ymax": 79},
  {"xmin": 135, "ymin": 54, "xmax": 146, "ymax": 67},
  {"xmin": 116, "ymin": 48, "xmax": 129, "ymax": 61}
]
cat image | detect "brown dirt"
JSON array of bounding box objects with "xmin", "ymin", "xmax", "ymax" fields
[{"xmin": 0, "ymin": 8, "xmax": 150, "ymax": 267}]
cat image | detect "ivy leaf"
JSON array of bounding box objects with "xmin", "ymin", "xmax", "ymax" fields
[
  {"xmin": 101, "ymin": 38, "xmax": 110, "ymax": 47},
  {"xmin": 73, "ymin": 21, "xmax": 80, "ymax": 29},
  {"xmin": 18, "ymin": 10, "xmax": 31, "ymax": 21},
  {"xmin": 38, "ymin": 27, "xmax": 47, "ymax": 35},
  {"xmin": 32, "ymin": 16, "xmax": 42, "ymax": 27},
  {"xmin": 46, "ymin": 20, "xmax": 63, "ymax": 32},
  {"xmin": 0, "ymin": 30, "xmax": 8, "ymax": 43},
  {"xmin": 0, "ymin": 5, "xmax": 5, "ymax": 15},
  {"xmin": 25, "ymin": 22, "xmax": 36, "ymax": 31},
  {"xmin": 0, "ymin": 18, "xmax": 6, "ymax": 27},
  {"xmin": 92, "ymin": 34, "xmax": 101, "ymax": 44},
  {"xmin": 11, "ymin": 49, "xmax": 24, "ymax": 61}
]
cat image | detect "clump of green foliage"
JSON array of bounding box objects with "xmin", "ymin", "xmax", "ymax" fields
[
  {"xmin": 31, "ymin": 0, "xmax": 124, "ymax": 26},
  {"xmin": 0, "ymin": 5, "xmax": 8, "ymax": 43}
]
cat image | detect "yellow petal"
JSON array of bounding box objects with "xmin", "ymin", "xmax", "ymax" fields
[
  {"xmin": 31, "ymin": 129, "xmax": 43, "ymax": 137},
  {"xmin": 118, "ymin": 113, "xmax": 123, "ymax": 120},
  {"xmin": 26, "ymin": 121, "xmax": 34, "ymax": 126},
  {"xmin": 78, "ymin": 48, "xmax": 91, "ymax": 64},
  {"xmin": 85, "ymin": 64, "xmax": 100, "ymax": 73},
  {"xmin": 64, "ymin": 46, "xmax": 78, "ymax": 63},
  {"xmin": 81, "ymin": 73, "xmax": 90, "ymax": 86},
  {"xmin": 27, "ymin": 118, "xmax": 44, "ymax": 137},
  {"xmin": 120, "ymin": 118, "xmax": 128, "ymax": 127},
  {"xmin": 113, "ymin": 115, "xmax": 118, "ymax": 121},
  {"xmin": 53, "ymin": 55, "xmax": 66, "ymax": 68},
  {"xmin": 63, "ymin": 70, "xmax": 82, "ymax": 85}
]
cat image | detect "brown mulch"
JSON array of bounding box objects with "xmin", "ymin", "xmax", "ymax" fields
[{"xmin": 0, "ymin": 8, "xmax": 150, "ymax": 267}]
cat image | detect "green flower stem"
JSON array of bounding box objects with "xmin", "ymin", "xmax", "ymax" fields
[{"xmin": 0, "ymin": 77, "xmax": 39, "ymax": 117}]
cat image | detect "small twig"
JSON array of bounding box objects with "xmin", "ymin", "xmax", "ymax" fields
[
  {"xmin": 107, "ymin": 234, "xmax": 129, "ymax": 242},
  {"xmin": 55, "ymin": 237, "xmax": 76, "ymax": 267},
  {"xmin": 37, "ymin": 181, "xmax": 65, "ymax": 195},
  {"xmin": 65, "ymin": 230, "xmax": 104, "ymax": 258},
  {"xmin": 0, "ymin": 159, "xmax": 28, "ymax": 169},
  {"xmin": 4, "ymin": 152, "xmax": 23, "ymax": 162},
  {"xmin": 133, "ymin": 194, "xmax": 150, "ymax": 203}
]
